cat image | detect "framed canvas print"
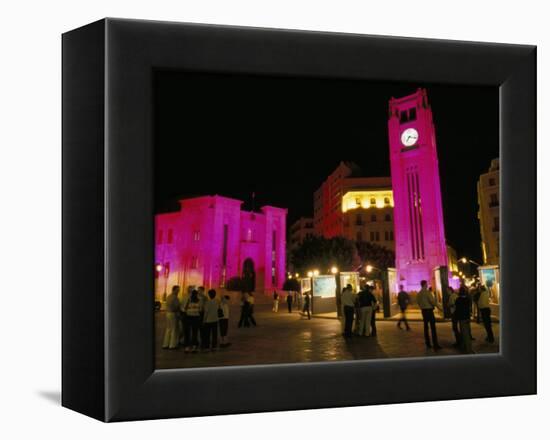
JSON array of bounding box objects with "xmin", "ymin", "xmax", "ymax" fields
[{"xmin": 62, "ymin": 18, "xmax": 536, "ymax": 422}]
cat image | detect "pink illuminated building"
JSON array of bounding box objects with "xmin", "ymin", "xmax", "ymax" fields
[
  {"xmin": 388, "ymin": 89, "xmax": 449, "ymax": 291},
  {"xmin": 155, "ymin": 195, "xmax": 287, "ymax": 300}
]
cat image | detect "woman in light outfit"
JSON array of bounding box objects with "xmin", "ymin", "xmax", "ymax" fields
[{"xmin": 162, "ymin": 285, "xmax": 181, "ymax": 349}]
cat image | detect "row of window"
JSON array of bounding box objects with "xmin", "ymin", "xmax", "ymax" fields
[
  {"xmin": 346, "ymin": 213, "xmax": 392, "ymax": 226},
  {"xmin": 157, "ymin": 229, "xmax": 174, "ymax": 244},
  {"xmin": 355, "ymin": 197, "xmax": 391, "ymax": 207},
  {"xmin": 356, "ymin": 230, "xmax": 394, "ymax": 242},
  {"xmin": 157, "ymin": 229, "xmax": 202, "ymax": 244}
]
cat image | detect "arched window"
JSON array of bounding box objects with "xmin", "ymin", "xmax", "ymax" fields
[
  {"xmin": 384, "ymin": 214, "xmax": 391, "ymax": 222},
  {"xmin": 384, "ymin": 197, "xmax": 390, "ymax": 205},
  {"xmin": 370, "ymin": 198, "xmax": 376, "ymax": 206}
]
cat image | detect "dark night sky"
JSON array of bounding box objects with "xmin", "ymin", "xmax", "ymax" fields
[{"xmin": 154, "ymin": 71, "xmax": 499, "ymax": 263}]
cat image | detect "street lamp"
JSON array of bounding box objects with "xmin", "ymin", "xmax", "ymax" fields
[
  {"xmin": 366, "ymin": 264, "xmax": 374, "ymax": 273},
  {"xmin": 331, "ymin": 266, "xmax": 342, "ymax": 317},
  {"xmin": 155, "ymin": 262, "xmax": 170, "ymax": 301},
  {"xmin": 460, "ymin": 257, "xmax": 481, "ymax": 266},
  {"xmin": 306, "ymin": 269, "xmax": 318, "ymax": 315}
]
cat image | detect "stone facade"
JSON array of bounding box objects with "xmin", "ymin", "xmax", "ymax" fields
[
  {"xmin": 155, "ymin": 195, "xmax": 287, "ymax": 301},
  {"xmin": 477, "ymin": 159, "xmax": 500, "ymax": 265}
]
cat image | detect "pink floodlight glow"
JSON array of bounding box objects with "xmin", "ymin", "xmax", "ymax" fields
[
  {"xmin": 154, "ymin": 195, "xmax": 287, "ymax": 300},
  {"xmin": 388, "ymin": 89, "xmax": 449, "ymax": 291}
]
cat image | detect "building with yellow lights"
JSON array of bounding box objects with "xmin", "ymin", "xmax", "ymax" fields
[
  {"xmin": 477, "ymin": 158, "xmax": 500, "ymax": 265},
  {"xmin": 313, "ymin": 162, "xmax": 394, "ymax": 250}
]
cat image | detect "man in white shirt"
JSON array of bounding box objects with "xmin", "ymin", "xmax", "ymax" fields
[
  {"xmin": 202, "ymin": 289, "xmax": 220, "ymax": 351},
  {"xmin": 478, "ymin": 285, "xmax": 495, "ymax": 343},
  {"xmin": 416, "ymin": 280, "xmax": 441, "ymax": 349},
  {"xmin": 341, "ymin": 286, "xmax": 356, "ymax": 338}
]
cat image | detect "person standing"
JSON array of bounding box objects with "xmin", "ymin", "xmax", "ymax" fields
[
  {"xmin": 416, "ymin": 280, "xmax": 442, "ymax": 349},
  {"xmin": 369, "ymin": 286, "xmax": 379, "ymax": 336},
  {"xmin": 302, "ymin": 292, "xmax": 311, "ymax": 319},
  {"xmin": 341, "ymin": 286, "xmax": 356, "ymax": 338},
  {"xmin": 178, "ymin": 286, "xmax": 191, "ymax": 347},
  {"xmin": 238, "ymin": 292, "xmax": 250, "ymax": 328},
  {"xmin": 357, "ymin": 284, "xmax": 376, "ymax": 336},
  {"xmin": 454, "ymin": 286, "xmax": 474, "ymax": 353},
  {"xmin": 478, "ymin": 285, "xmax": 495, "ymax": 343},
  {"xmin": 286, "ymin": 293, "xmax": 293, "ymax": 313},
  {"xmin": 202, "ymin": 289, "xmax": 220, "ymax": 351},
  {"xmin": 248, "ymin": 293, "xmax": 257, "ymax": 327},
  {"xmin": 448, "ymin": 287, "xmax": 460, "ymax": 347},
  {"xmin": 162, "ymin": 285, "xmax": 181, "ymax": 349},
  {"xmin": 197, "ymin": 286, "xmax": 208, "ymax": 346},
  {"xmin": 272, "ymin": 291, "xmax": 279, "ymax": 312},
  {"xmin": 472, "ymin": 284, "xmax": 481, "ymax": 323},
  {"xmin": 183, "ymin": 290, "xmax": 203, "ymax": 352},
  {"xmin": 219, "ymin": 295, "xmax": 231, "ymax": 348},
  {"xmin": 397, "ymin": 285, "xmax": 411, "ymax": 330}
]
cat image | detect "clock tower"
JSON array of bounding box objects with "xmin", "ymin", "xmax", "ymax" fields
[{"xmin": 388, "ymin": 89, "xmax": 449, "ymax": 291}]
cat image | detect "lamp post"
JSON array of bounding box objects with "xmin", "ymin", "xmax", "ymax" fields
[
  {"xmin": 306, "ymin": 270, "xmax": 318, "ymax": 314},
  {"xmin": 365, "ymin": 263, "xmax": 392, "ymax": 318},
  {"xmin": 460, "ymin": 257, "xmax": 481, "ymax": 266},
  {"xmin": 459, "ymin": 257, "xmax": 481, "ymax": 281},
  {"xmin": 331, "ymin": 266, "xmax": 342, "ymax": 318},
  {"xmin": 155, "ymin": 263, "xmax": 164, "ymax": 300}
]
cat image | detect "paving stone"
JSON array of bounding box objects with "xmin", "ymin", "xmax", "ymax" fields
[{"xmin": 155, "ymin": 304, "xmax": 499, "ymax": 370}]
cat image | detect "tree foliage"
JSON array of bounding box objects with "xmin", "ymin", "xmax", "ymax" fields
[
  {"xmin": 282, "ymin": 278, "xmax": 300, "ymax": 292},
  {"xmin": 355, "ymin": 241, "xmax": 395, "ymax": 270},
  {"xmin": 290, "ymin": 235, "xmax": 356, "ymax": 274}
]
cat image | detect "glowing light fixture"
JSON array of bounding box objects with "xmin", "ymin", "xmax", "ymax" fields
[
  {"xmin": 330, "ymin": 266, "xmax": 338, "ymax": 274},
  {"xmin": 307, "ymin": 271, "xmax": 314, "ymax": 278},
  {"xmin": 155, "ymin": 263, "xmax": 163, "ymax": 272},
  {"xmin": 313, "ymin": 269, "xmax": 320, "ymax": 277},
  {"xmin": 366, "ymin": 265, "xmax": 373, "ymax": 273}
]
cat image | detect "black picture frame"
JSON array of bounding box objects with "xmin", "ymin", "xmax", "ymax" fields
[{"xmin": 62, "ymin": 18, "xmax": 536, "ymax": 422}]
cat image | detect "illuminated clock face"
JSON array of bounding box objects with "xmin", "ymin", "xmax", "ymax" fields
[{"xmin": 401, "ymin": 128, "xmax": 419, "ymax": 147}]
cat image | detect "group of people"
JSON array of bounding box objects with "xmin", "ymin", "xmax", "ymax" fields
[
  {"xmin": 338, "ymin": 279, "xmax": 496, "ymax": 354},
  {"xmin": 162, "ymin": 285, "xmax": 231, "ymax": 352},
  {"xmin": 272, "ymin": 291, "xmax": 310, "ymax": 318},
  {"xmin": 448, "ymin": 282, "xmax": 495, "ymax": 353},
  {"xmin": 341, "ymin": 283, "xmax": 379, "ymax": 338},
  {"xmin": 405, "ymin": 280, "xmax": 495, "ymax": 353}
]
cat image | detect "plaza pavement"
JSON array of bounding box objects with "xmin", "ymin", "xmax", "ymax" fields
[{"xmin": 155, "ymin": 303, "xmax": 499, "ymax": 370}]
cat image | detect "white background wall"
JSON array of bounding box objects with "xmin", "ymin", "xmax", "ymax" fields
[{"xmin": 0, "ymin": 0, "xmax": 546, "ymax": 438}]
